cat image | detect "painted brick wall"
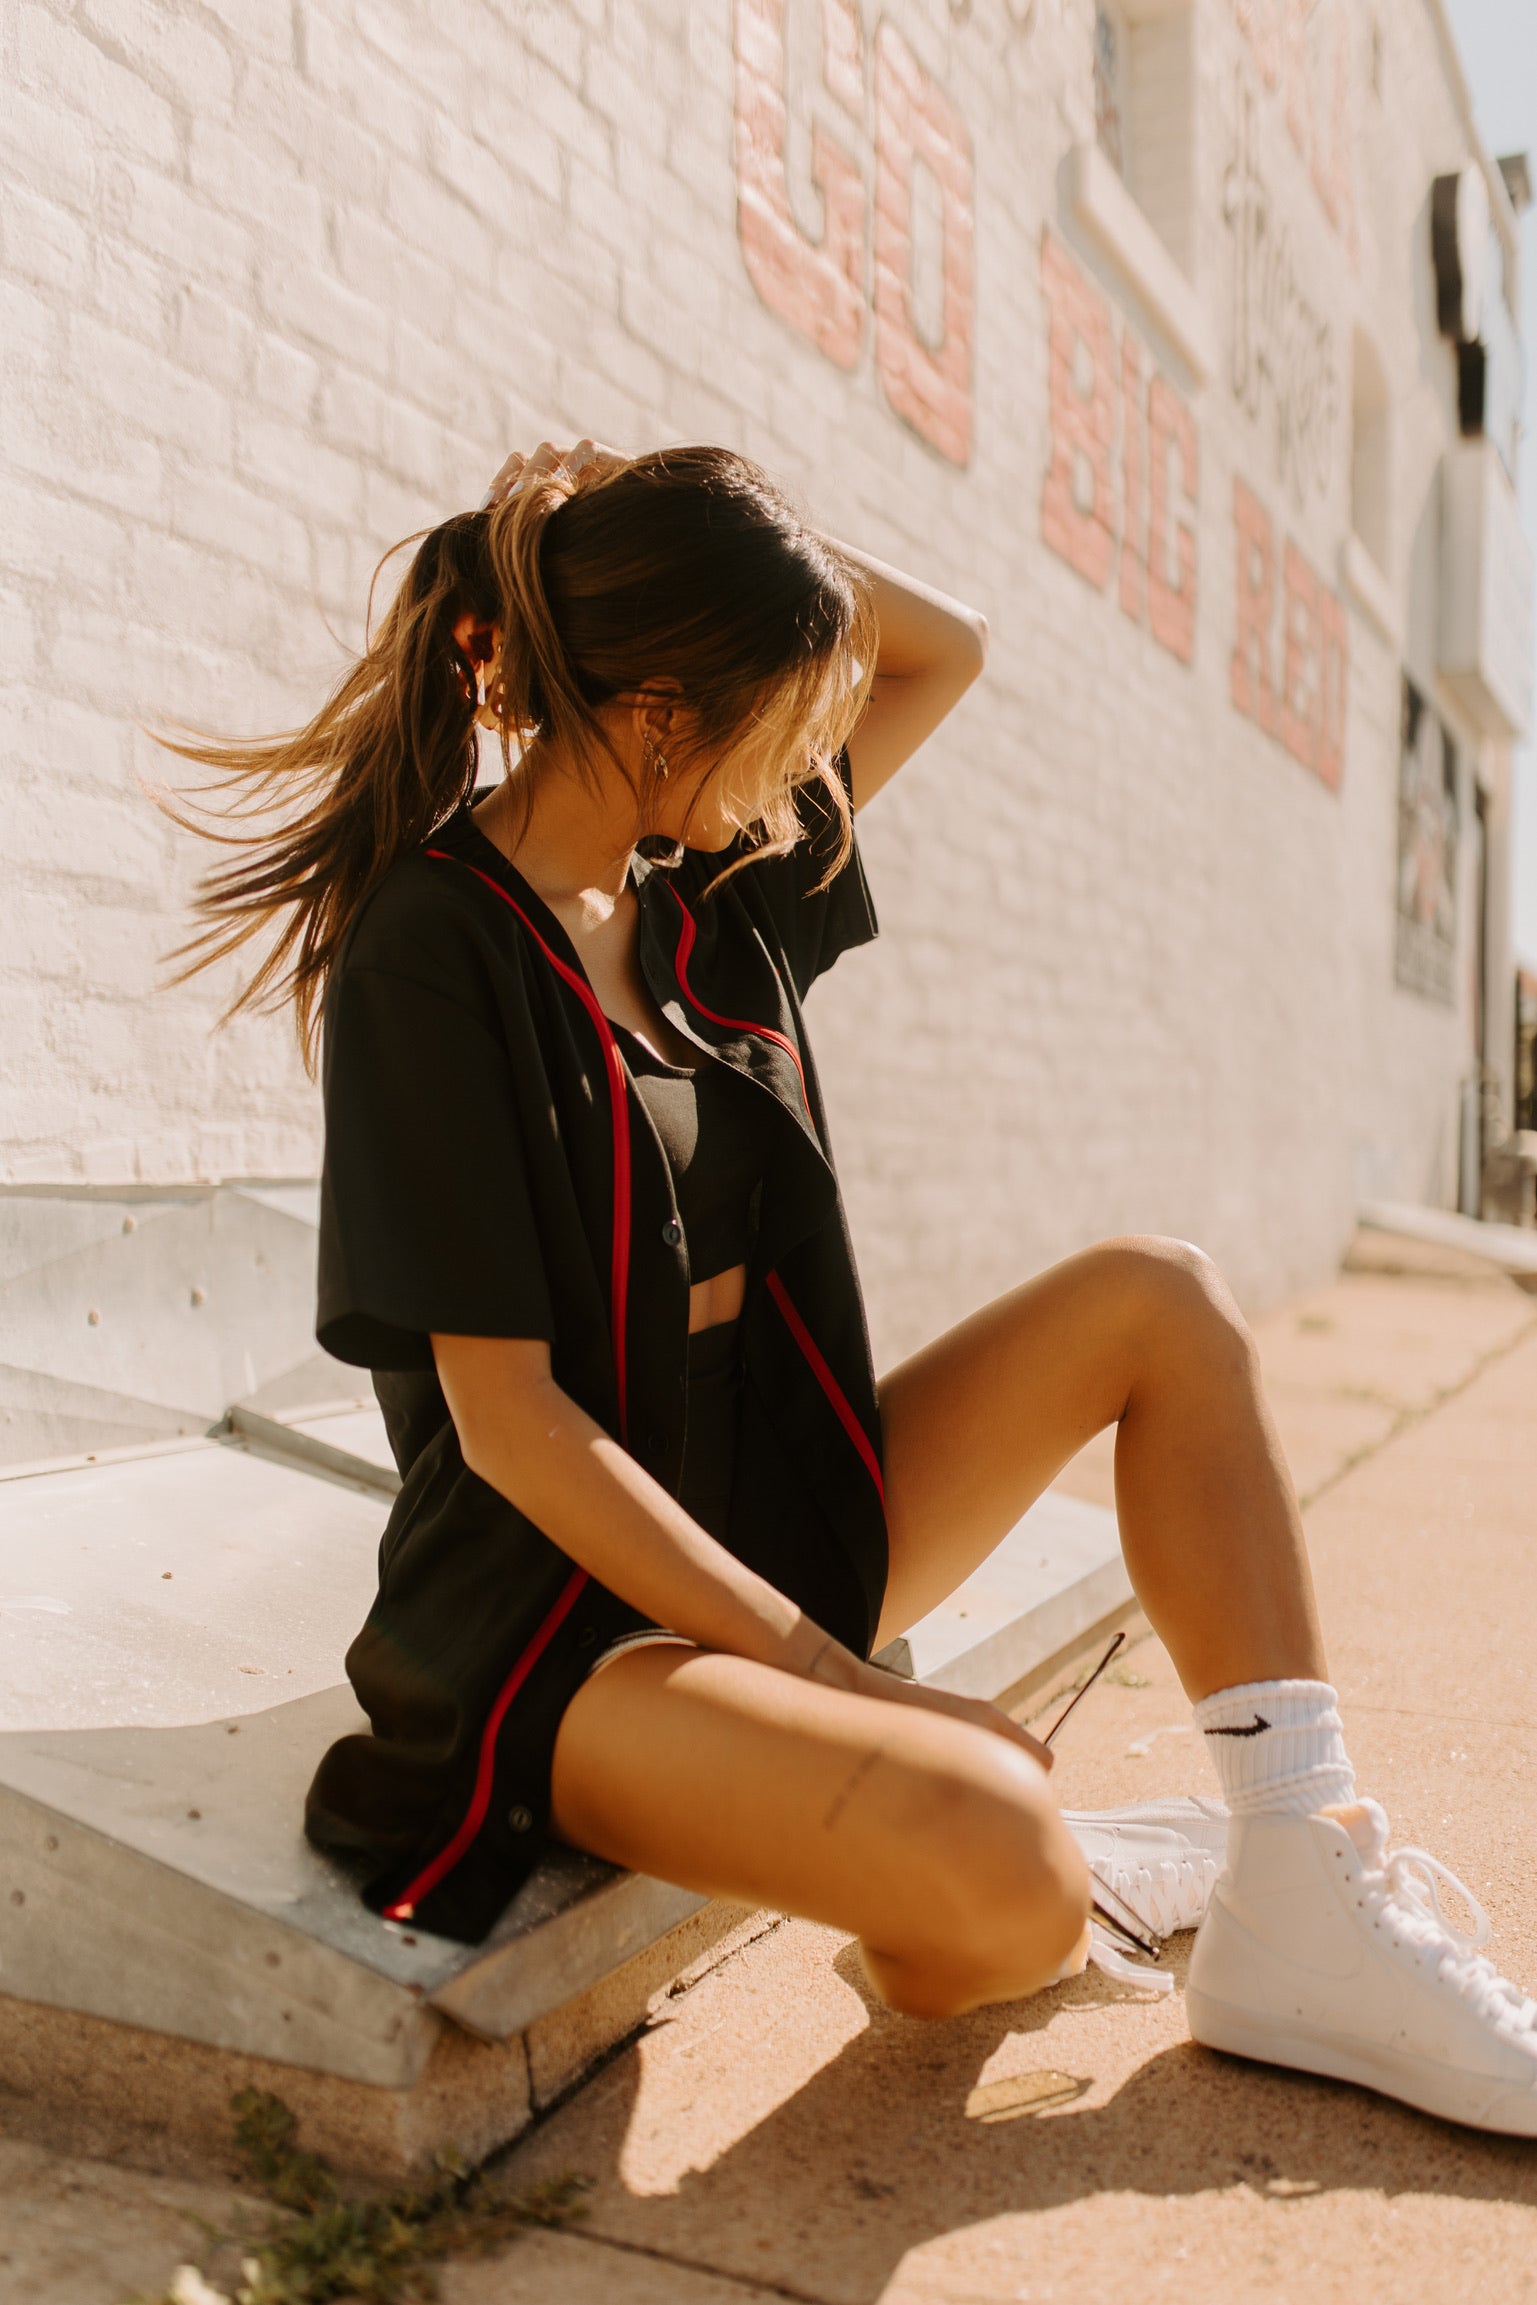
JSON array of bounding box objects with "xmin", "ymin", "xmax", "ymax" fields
[{"xmin": 0, "ymin": 0, "xmax": 1510, "ymax": 1362}]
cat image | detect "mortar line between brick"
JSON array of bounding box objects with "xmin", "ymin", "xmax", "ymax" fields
[{"xmin": 1295, "ymin": 1309, "xmax": 1537, "ymax": 1515}]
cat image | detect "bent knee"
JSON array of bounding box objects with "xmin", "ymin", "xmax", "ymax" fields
[
  {"xmin": 877, "ymin": 1758, "xmax": 1090, "ymax": 2014},
  {"xmin": 1095, "ymin": 1234, "xmax": 1253, "ymax": 1361}
]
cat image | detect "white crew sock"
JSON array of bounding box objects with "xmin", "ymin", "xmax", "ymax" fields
[{"xmin": 1193, "ymin": 1679, "xmax": 1356, "ymax": 1818}]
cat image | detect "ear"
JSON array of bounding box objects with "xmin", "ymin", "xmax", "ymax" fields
[
  {"xmin": 627, "ymin": 680, "xmax": 684, "ymax": 748},
  {"xmin": 451, "ymin": 610, "xmax": 499, "ymax": 667}
]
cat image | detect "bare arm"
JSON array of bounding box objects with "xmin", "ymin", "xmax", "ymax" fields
[
  {"xmin": 834, "ymin": 541, "xmax": 989, "ymax": 812},
  {"xmin": 431, "ymin": 1333, "xmax": 1052, "ymax": 1765}
]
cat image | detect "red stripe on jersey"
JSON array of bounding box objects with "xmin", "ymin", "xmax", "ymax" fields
[
  {"xmin": 386, "ymin": 847, "xmax": 633, "ymax": 1924},
  {"xmin": 665, "ymin": 883, "xmax": 809, "ymax": 1109},
  {"xmin": 766, "ymin": 1270, "xmax": 884, "ymax": 1505},
  {"xmin": 425, "ymin": 849, "xmax": 631, "ymax": 1435},
  {"xmin": 382, "ymin": 1565, "xmax": 588, "ymax": 1921}
]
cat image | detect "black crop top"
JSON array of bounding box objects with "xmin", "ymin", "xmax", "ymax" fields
[{"xmin": 614, "ymin": 1025, "xmax": 764, "ymax": 1283}]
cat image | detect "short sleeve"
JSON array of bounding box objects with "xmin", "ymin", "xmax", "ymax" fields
[
  {"xmin": 317, "ymin": 966, "xmax": 554, "ymax": 1370},
  {"xmin": 742, "ymin": 748, "xmax": 879, "ymax": 1002}
]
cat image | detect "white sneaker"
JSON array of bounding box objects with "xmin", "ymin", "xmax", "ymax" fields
[
  {"xmin": 1186, "ymin": 1799, "xmax": 1537, "ymax": 2134},
  {"xmin": 1062, "ymin": 1796, "xmax": 1230, "ymax": 1936},
  {"xmin": 1051, "ymin": 1797, "xmax": 1229, "ymax": 1995}
]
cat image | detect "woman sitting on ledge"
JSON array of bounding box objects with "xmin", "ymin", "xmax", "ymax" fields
[{"xmin": 168, "ymin": 439, "xmax": 1536, "ymax": 2133}]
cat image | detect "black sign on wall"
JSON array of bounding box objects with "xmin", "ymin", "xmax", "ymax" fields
[
  {"xmin": 1431, "ymin": 164, "xmax": 1524, "ymax": 479},
  {"xmin": 1396, "ymin": 677, "xmax": 1459, "ymax": 1005}
]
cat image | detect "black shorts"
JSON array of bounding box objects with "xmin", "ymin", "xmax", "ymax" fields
[{"xmin": 386, "ymin": 1316, "xmax": 872, "ymax": 1925}]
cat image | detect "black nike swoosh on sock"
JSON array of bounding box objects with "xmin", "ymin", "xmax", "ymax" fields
[{"xmin": 1204, "ymin": 1715, "xmax": 1271, "ymax": 1737}]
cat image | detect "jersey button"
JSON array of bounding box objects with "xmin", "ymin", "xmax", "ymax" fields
[
  {"xmin": 508, "ymin": 1805, "xmax": 534, "ymax": 1834},
  {"xmin": 662, "ymin": 1219, "xmax": 683, "ymax": 1247}
]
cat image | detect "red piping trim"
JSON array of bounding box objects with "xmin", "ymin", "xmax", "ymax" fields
[
  {"xmin": 766, "ymin": 1270, "xmax": 884, "ymax": 1505},
  {"xmin": 664, "ymin": 883, "xmax": 808, "ymax": 1109},
  {"xmin": 388, "ymin": 846, "xmax": 633, "ymax": 1922},
  {"xmin": 382, "ymin": 1566, "xmax": 588, "ymax": 1920},
  {"xmin": 425, "ymin": 849, "xmax": 631, "ymax": 1437}
]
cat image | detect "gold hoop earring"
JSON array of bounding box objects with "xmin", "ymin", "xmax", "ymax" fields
[{"xmin": 644, "ymin": 733, "xmax": 669, "ymax": 781}]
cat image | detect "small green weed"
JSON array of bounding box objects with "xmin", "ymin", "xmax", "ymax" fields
[{"xmin": 127, "ymin": 2088, "xmax": 587, "ymax": 2305}]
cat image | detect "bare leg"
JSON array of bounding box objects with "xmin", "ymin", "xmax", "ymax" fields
[
  {"xmin": 876, "ymin": 1236, "xmax": 1326, "ymax": 1698},
  {"xmin": 550, "ymin": 1644, "xmax": 1089, "ymax": 2018},
  {"xmin": 553, "ymin": 1237, "xmax": 1315, "ymax": 2019}
]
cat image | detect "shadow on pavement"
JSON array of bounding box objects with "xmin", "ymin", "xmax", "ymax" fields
[{"xmin": 515, "ymin": 1935, "xmax": 1537, "ymax": 2302}]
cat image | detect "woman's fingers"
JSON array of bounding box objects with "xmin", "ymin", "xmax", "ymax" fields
[
  {"xmin": 480, "ymin": 438, "xmax": 627, "ymax": 512},
  {"xmin": 567, "ymin": 437, "xmax": 628, "ymax": 478},
  {"xmin": 479, "ymin": 449, "xmax": 526, "ymax": 510},
  {"xmin": 479, "ymin": 441, "xmax": 557, "ymax": 510},
  {"xmin": 860, "ymin": 1668, "xmax": 1054, "ymax": 1772}
]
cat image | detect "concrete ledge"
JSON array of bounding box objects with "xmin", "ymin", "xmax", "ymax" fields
[
  {"xmin": 0, "ymin": 1416, "xmax": 1127, "ymax": 2178},
  {"xmin": 0, "ymin": 1900, "xmax": 763, "ymax": 2183},
  {"xmin": 1357, "ymin": 1198, "xmax": 1537, "ymax": 1287}
]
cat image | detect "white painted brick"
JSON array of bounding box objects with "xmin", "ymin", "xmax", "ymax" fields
[
  {"xmin": 252, "ymin": 332, "xmax": 320, "ymax": 423},
  {"xmin": 361, "ymin": 462, "xmax": 440, "ymax": 549},
  {"xmin": 233, "ymin": 410, "xmax": 362, "ymax": 525},
  {"xmin": 108, "ymin": 159, "xmax": 256, "ymax": 294},
  {"xmin": 5, "ymin": 391, "xmax": 165, "ymax": 526},
  {"xmin": 90, "ymin": 238, "xmax": 175, "ymax": 342},
  {"xmin": 332, "ymin": 206, "xmax": 458, "ymax": 344},
  {"xmin": 0, "ymin": 85, "xmax": 98, "ymax": 212},
  {"xmin": 395, "ymin": 316, "xmax": 494, "ymax": 427},
  {"xmin": 77, "ymin": 0, "xmax": 238, "ymax": 115},
  {"xmin": 384, "ymin": 159, "xmax": 494, "ymax": 284},
  {"xmin": 172, "ymin": 283, "xmax": 256, "ymax": 391},
  {"xmin": 15, "ymin": 7, "xmax": 179, "ymax": 166},
  {"xmin": 0, "ymin": 474, "xmax": 129, "ymax": 599},
  {"xmin": 381, "ymin": 395, "xmax": 448, "ymax": 495},
  {"xmin": 464, "ymin": 84, "xmax": 564, "ymax": 206},
  {"xmin": 351, "ymin": 2, "xmax": 467, "ymax": 115},
  {"xmin": 273, "ymin": 85, "xmax": 387, "ymax": 209},
  {"xmin": 188, "ymin": 120, "xmax": 328, "ymax": 259},
  {"xmin": 425, "ymin": 115, "xmax": 525, "ymax": 235},
  {"xmin": 194, "ymin": 0, "xmax": 293, "ymax": 65},
  {"xmin": 295, "ymin": 16, "xmax": 428, "ymax": 161},
  {"xmin": 317, "ymin": 368, "xmax": 387, "ymax": 462},
  {"xmin": 0, "ymin": 274, "xmax": 61, "ymax": 381},
  {"xmin": 69, "ymin": 317, "xmax": 234, "ymax": 464},
  {"xmin": 0, "ymin": 181, "xmax": 92, "ymax": 296},
  {"xmin": 0, "ymin": 585, "xmax": 40, "ymax": 679},
  {"xmin": 566, "ymin": 150, "xmax": 637, "ymax": 257},
  {"xmin": 525, "ymin": 50, "xmax": 615, "ymax": 173},
  {"xmin": 0, "ymin": 0, "xmax": 1507, "ymax": 1340},
  {"xmin": 258, "ymin": 257, "xmax": 393, "ymax": 380},
  {"xmin": 165, "ymin": 469, "xmax": 311, "ymax": 590},
  {"xmin": 519, "ymin": 3, "xmax": 587, "ymax": 91}
]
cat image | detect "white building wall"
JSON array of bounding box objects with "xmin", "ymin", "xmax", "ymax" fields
[{"xmin": 0, "ymin": 0, "xmax": 1518, "ymax": 1366}]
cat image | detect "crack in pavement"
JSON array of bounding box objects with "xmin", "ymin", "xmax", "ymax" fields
[
  {"xmin": 1294, "ymin": 1309, "xmax": 1537, "ymax": 1514},
  {"xmin": 553, "ymin": 2218, "xmax": 838, "ymax": 2303}
]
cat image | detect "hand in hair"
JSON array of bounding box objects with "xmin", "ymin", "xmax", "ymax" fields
[{"xmin": 479, "ymin": 436, "xmax": 626, "ymax": 512}]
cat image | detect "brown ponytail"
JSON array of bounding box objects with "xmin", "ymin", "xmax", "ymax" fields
[{"xmin": 158, "ymin": 445, "xmax": 873, "ymax": 1067}]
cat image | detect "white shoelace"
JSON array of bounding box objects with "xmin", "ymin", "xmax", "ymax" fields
[
  {"xmin": 1083, "ymin": 1922, "xmax": 1176, "ymax": 1996},
  {"xmin": 1357, "ymin": 1808, "xmax": 1537, "ymax": 2045},
  {"xmin": 1095, "ymin": 1851, "xmax": 1219, "ymax": 1938}
]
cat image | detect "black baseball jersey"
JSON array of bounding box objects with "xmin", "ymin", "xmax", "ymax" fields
[{"xmin": 305, "ymin": 757, "xmax": 888, "ymax": 1941}]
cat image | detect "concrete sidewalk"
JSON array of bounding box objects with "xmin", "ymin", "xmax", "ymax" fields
[{"xmin": 4, "ymin": 1244, "xmax": 1535, "ymax": 2303}]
